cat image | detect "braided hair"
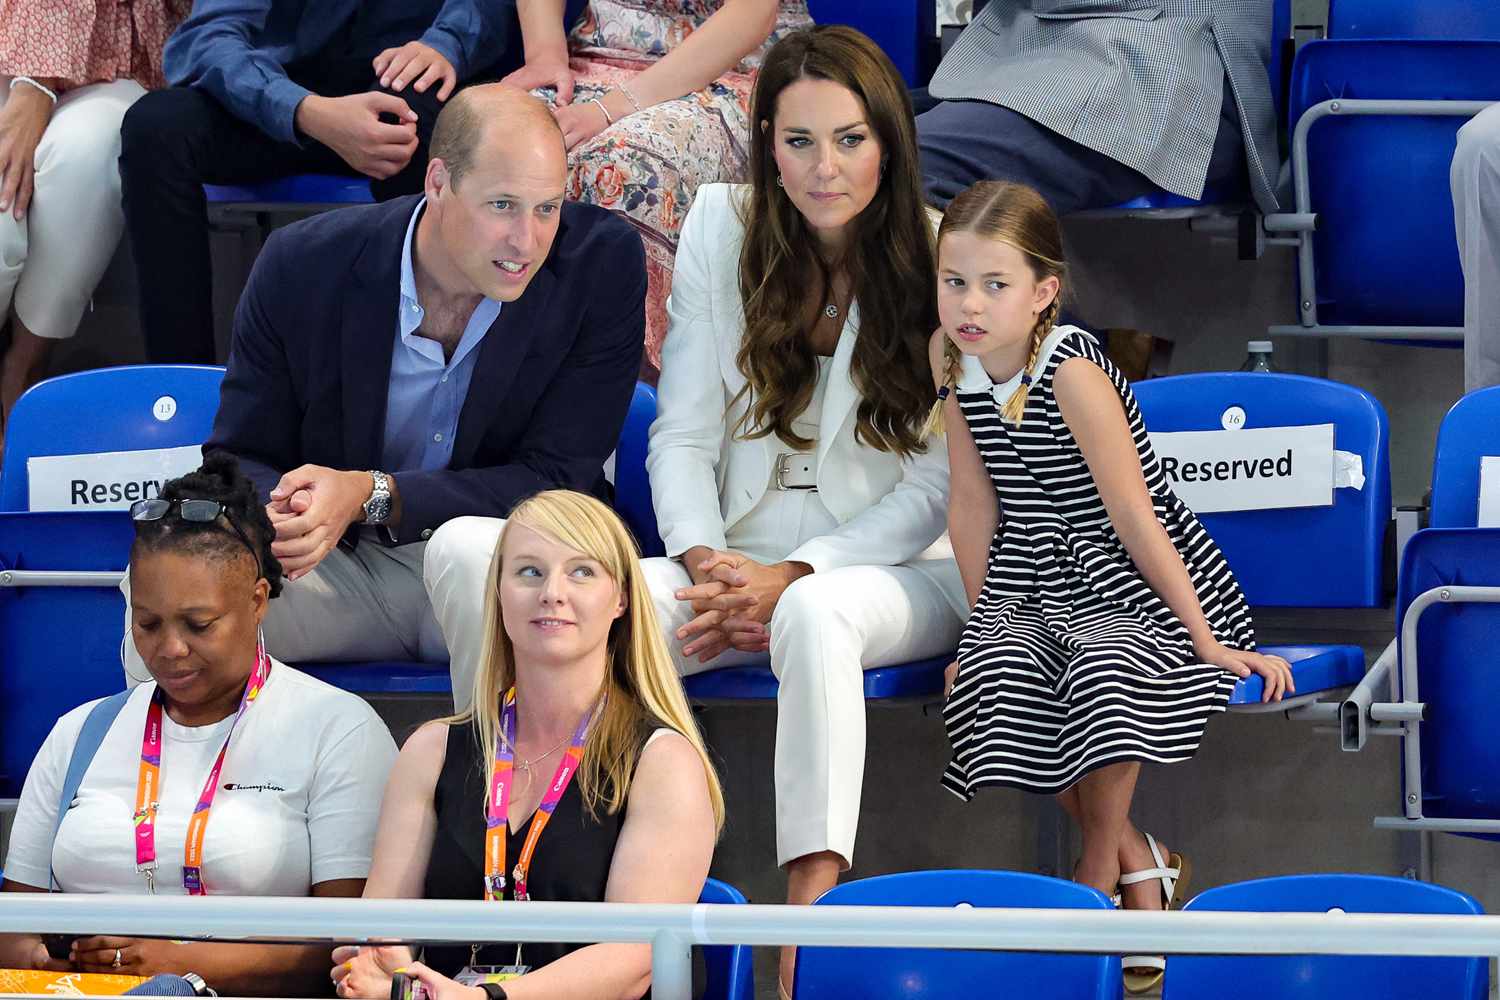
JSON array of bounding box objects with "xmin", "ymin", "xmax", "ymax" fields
[
  {"xmin": 132, "ymin": 451, "xmax": 284, "ymax": 599},
  {"xmin": 925, "ymin": 180, "xmax": 1067, "ymax": 433}
]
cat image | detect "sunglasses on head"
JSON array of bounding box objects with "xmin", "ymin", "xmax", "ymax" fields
[{"xmin": 129, "ymin": 498, "xmax": 263, "ymax": 578}]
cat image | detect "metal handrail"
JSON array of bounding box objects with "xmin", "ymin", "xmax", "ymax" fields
[{"xmin": 5, "ymin": 895, "xmax": 1500, "ymax": 1000}]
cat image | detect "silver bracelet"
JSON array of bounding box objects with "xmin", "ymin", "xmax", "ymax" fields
[
  {"xmin": 617, "ymin": 83, "xmax": 643, "ymax": 113},
  {"xmin": 10, "ymin": 76, "xmax": 58, "ymax": 104},
  {"xmin": 588, "ymin": 95, "xmax": 613, "ymax": 126}
]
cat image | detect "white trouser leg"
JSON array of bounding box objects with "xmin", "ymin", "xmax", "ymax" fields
[
  {"xmin": 768, "ymin": 563, "xmax": 963, "ymax": 869},
  {"xmin": 121, "ymin": 534, "xmax": 442, "ymax": 685},
  {"xmin": 423, "ymin": 515, "xmax": 508, "ymax": 711},
  {"xmin": 1453, "ymin": 103, "xmax": 1500, "ymax": 392},
  {"xmin": 0, "ymin": 80, "xmax": 146, "ymax": 340},
  {"xmin": 640, "ymin": 555, "xmax": 769, "ymax": 677}
]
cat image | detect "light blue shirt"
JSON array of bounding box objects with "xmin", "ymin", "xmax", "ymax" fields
[{"xmin": 381, "ymin": 199, "xmax": 502, "ymax": 474}]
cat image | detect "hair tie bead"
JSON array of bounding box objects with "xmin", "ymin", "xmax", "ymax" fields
[{"xmin": 1020, "ymin": 374, "xmax": 1033, "ymax": 386}]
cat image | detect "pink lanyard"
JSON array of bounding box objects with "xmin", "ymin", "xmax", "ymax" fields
[
  {"xmin": 483, "ymin": 688, "xmax": 598, "ymax": 902},
  {"xmin": 133, "ymin": 643, "xmax": 271, "ymax": 894}
]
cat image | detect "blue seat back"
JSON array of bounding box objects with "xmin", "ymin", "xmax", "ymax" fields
[
  {"xmin": 699, "ymin": 877, "xmax": 754, "ymax": 1000},
  {"xmin": 1165, "ymin": 874, "xmax": 1487, "ymax": 999},
  {"xmin": 1330, "ymin": 1, "xmax": 1500, "ymax": 39},
  {"xmin": 0, "ymin": 511, "xmax": 136, "ymax": 796},
  {"xmin": 0, "ymin": 365, "xmax": 224, "ymax": 511},
  {"xmin": 1132, "ymin": 373, "xmax": 1390, "ymax": 607},
  {"xmin": 793, "ymin": 870, "xmax": 1120, "ymax": 1000},
  {"xmin": 1288, "ymin": 39, "xmax": 1500, "ymax": 327},
  {"xmin": 1397, "ymin": 527, "xmax": 1500, "ymax": 824},
  {"xmin": 806, "ymin": 0, "xmax": 934, "ymax": 87},
  {"xmin": 1429, "ymin": 387, "xmax": 1500, "ymax": 529},
  {"xmin": 616, "ymin": 382, "xmax": 665, "ymax": 557}
]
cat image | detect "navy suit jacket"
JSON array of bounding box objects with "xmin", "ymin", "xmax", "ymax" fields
[{"xmin": 208, "ymin": 194, "xmax": 646, "ymax": 546}]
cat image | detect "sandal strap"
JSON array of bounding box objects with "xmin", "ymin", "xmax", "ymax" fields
[{"xmin": 1119, "ymin": 865, "xmax": 1180, "ymax": 886}]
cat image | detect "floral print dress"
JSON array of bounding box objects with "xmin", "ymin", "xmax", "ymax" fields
[{"xmin": 552, "ymin": 0, "xmax": 812, "ymax": 373}]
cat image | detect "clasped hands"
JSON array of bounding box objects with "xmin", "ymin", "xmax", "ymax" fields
[
  {"xmin": 266, "ymin": 465, "xmax": 374, "ymax": 582},
  {"xmin": 672, "ymin": 547, "xmax": 812, "ymax": 664}
]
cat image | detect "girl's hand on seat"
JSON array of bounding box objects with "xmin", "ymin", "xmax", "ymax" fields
[
  {"xmin": 942, "ymin": 660, "xmax": 959, "ymax": 699},
  {"xmin": 1198, "ymin": 643, "xmax": 1295, "ymax": 703}
]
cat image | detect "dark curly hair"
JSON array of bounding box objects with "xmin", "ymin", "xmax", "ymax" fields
[{"xmin": 131, "ymin": 451, "xmax": 284, "ymax": 599}]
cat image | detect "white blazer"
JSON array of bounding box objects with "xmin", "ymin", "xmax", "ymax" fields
[{"xmin": 648, "ymin": 184, "xmax": 961, "ymax": 607}]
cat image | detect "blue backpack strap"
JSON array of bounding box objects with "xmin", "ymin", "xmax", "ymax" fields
[{"xmin": 50, "ymin": 689, "xmax": 133, "ymax": 891}]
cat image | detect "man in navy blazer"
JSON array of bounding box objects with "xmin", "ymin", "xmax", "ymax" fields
[{"xmin": 120, "ymin": 85, "xmax": 645, "ymax": 707}]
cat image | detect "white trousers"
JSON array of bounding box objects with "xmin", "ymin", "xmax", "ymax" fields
[
  {"xmin": 121, "ymin": 524, "xmax": 495, "ymax": 710},
  {"xmin": 1453, "ymin": 103, "xmax": 1500, "ymax": 392},
  {"xmin": 0, "ymin": 79, "xmax": 145, "ymax": 340},
  {"xmin": 642, "ymin": 555, "xmax": 962, "ymax": 868}
]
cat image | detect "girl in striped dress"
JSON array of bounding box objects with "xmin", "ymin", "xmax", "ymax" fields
[{"xmin": 927, "ymin": 180, "xmax": 1294, "ymax": 993}]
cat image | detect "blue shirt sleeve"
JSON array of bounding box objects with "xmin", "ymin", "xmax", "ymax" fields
[
  {"xmin": 163, "ymin": 0, "xmax": 310, "ymax": 144},
  {"xmin": 418, "ymin": 0, "xmax": 506, "ymax": 82}
]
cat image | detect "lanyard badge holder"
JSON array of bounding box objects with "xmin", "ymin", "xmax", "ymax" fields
[
  {"xmin": 133, "ymin": 643, "xmax": 272, "ymax": 895},
  {"xmin": 462, "ymin": 688, "xmax": 601, "ymax": 982}
]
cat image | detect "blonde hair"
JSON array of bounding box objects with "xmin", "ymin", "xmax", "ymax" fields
[
  {"xmin": 925, "ymin": 180, "xmax": 1066, "ymax": 433},
  {"xmin": 453, "ymin": 490, "xmax": 725, "ymax": 833}
]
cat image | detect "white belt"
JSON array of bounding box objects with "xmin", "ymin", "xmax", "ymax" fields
[{"xmin": 774, "ymin": 452, "xmax": 817, "ymax": 491}]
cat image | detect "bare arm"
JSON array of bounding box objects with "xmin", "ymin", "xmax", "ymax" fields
[
  {"xmin": 931, "ymin": 332, "xmax": 996, "ymax": 609},
  {"xmin": 1053, "ymin": 358, "xmax": 1293, "ymax": 701},
  {"xmin": 613, "ymin": 0, "xmax": 778, "ymax": 109}
]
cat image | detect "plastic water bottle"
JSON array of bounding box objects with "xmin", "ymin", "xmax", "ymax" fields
[{"xmin": 1239, "ymin": 340, "xmax": 1276, "ymax": 373}]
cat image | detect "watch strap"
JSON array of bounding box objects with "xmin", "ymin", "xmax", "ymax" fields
[{"xmin": 478, "ymin": 984, "xmax": 509, "ymax": 1000}]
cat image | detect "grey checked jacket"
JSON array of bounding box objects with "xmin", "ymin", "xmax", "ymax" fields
[{"xmin": 929, "ymin": 0, "xmax": 1280, "ymax": 211}]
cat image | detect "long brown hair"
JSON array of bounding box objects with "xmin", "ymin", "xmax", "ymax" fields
[
  {"xmin": 927, "ymin": 180, "xmax": 1066, "ymax": 432},
  {"xmin": 452, "ymin": 491, "xmax": 724, "ymax": 833},
  {"xmin": 736, "ymin": 25, "xmax": 937, "ymax": 458}
]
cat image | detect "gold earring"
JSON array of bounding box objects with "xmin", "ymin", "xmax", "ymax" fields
[{"xmin": 776, "ymin": 174, "xmax": 784, "ymax": 188}]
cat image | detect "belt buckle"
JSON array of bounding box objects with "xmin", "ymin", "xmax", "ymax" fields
[{"xmin": 774, "ymin": 453, "xmax": 816, "ymax": 491}]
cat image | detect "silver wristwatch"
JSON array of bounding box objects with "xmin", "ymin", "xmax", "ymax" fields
[
  {"xmin": 181, "ymin": 972, "xmax": 217, "ymax": 996},
  {"xmin": 361, "ymin": 470, "xmax": 393, "ymax": 525}
]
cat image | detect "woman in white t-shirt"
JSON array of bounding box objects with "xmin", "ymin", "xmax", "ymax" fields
[{"xmin": 0, "ymin": 453, "xmax": 398, "ymax": 996}]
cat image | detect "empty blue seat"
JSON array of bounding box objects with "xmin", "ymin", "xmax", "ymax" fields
[
  {"xmin": 1329, "ymin": 0, "xmax": 1500, "ymax": 40},
  {"xmin": 1427, "ymin": 386, "xmax": 1500, "ymax": 529},
  {"xmin": 0, "ymin": 365, "xmax": 226, "ymax": 794},
  {"xmin": 792, "ymin": 869, "xmax": 1120, "ymax": 1000},
  {"xmin": 1164, "ymin": 874, "xmax": 1487, "ymax": 999},
  {"xmin": 1379, "ymin": 388, "xmax": 1500, "ymax": 838},
  {"xmin": 1285, "ymin": 39, "xmax": 1500, "ymax": 331},
  {"xmin": 1133, "ymin": 372, "xmax": 1391, "ymax": 707},
  {"xmin": 806, "ymin": 0, "xmax": 934, "ymax": 87},
  {"xmin": 699, "ymin": 877, "xmax": 755, "ymax": 1000},
  {"xmin": 204, "ymin": 174, "xmax": 374, "ymax": 208}
]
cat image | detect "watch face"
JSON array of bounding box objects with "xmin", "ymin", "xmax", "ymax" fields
[{"xmin": 364, "ymin": 495, "xmax": 392, "ymax": 524}]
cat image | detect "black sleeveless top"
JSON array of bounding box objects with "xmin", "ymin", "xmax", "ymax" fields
[{"xmin": 422, "ymin": 719, "xmax": 657, "ymax": 976}]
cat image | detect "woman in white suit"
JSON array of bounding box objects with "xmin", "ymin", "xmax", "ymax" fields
[{"xmin": 643, "ymin": 26, "xmax": 965, "ymax": 996}]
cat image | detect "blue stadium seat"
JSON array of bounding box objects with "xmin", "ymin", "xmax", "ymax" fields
[
  {"xmin": 0, "ymin": 365, "xmax": 225, "ymax": 511},
  {"xmin": 608, "ymin": 385, "xmax": 955, "ymax": 702},
  {"xmin": 1376, "ymin": 389, "xmax": 1500, "ymax": 839},
  {"xmin": 699, "ymin": 877, "xmax": 755, "ymax": 1000},
  {"xmin": 1329, "ymin": 1, "xmax": 1500, "ymax": 40},
  {"xmin": 807, "ymin": 0, "xmax": 934, "ymax": 87},
  {"xmin": 792, "ymin": 870, "xmax": 1120, "ymax": 1000},
  {"xmin": 1281, "ymin": 39, "xmax": 1500, "ymax": 332},
  {"xmin": 204, "ymin": 174, "xmax": 374, "ymax": 209},
  {"xmin": 1427, "ymin": 387, "xmax": 1500, "ymax": 529},
  {"xmin": 1164, "ymin": 874, "xmax": 1487, "ymax": 1000},
  {"xmin": 1133, "ymin": 373, "xmax": 1391, "ymax": 708},
  {"xmin": 0, "ymin": 366, "xmax": 226, "ymax": 795}
]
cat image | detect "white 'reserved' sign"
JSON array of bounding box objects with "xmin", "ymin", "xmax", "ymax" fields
[
  {"xmin": 1150, "ymin": 424, "xmax": 1336, "ymax": 514},
  {"xmin": 28, "ymin": 446, "xmax": 203, "ymax": 512},
  {"xmin": 1480, "ymin": 456, "xmax": 1500, "ymax": 528}
]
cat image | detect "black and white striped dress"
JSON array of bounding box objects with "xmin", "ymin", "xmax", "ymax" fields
[{"xmin": 942, "ymin": 326, "xmax": 1253, "ymax": 799}]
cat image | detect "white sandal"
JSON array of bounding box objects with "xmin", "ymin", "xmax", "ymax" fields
[{"xmin": 1119, "ymin": 832, "xmax": 1191, "ymax": 995}]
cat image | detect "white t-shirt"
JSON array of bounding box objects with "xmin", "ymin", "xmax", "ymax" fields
[{"xmin": 4, "ymin": 662, "xmax": 397, "ymax": 896}]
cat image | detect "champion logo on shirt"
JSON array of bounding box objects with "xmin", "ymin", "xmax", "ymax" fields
[{"xmin": 221, "ymin": 782, "xmax": 286, "ymax": 793}]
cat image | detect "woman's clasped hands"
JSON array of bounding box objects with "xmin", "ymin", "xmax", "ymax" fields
[{"xmin": 673, "ymin": 548, "xmax": 813, "ymax": 663}]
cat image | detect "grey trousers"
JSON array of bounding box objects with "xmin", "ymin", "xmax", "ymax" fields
[
  {"xmin": 121, "ymin": 523, "xmax": 498, "ymax": 710},
  {"xmin": 1452, "ymin": 103, "xmax": 1500, "ymax": 391}
]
